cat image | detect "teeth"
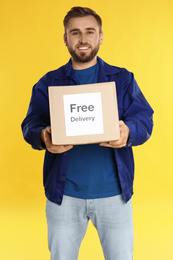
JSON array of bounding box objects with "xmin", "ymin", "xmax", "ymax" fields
[{"xmin": 79, "ymin": 47, "xmax": 89, "ymax": 50}]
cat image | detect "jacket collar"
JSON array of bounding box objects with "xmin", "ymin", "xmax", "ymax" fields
[
  {"xmin": 54, "ymin": 56, "xmax": 121, "ymax": 80},
  {"xmin": 97, "ymin": 57, "xmax": 121, "ymax": 82},
  {"xmin": 97, "ymin": 56, "xmax": 121, "ymax": 75}
]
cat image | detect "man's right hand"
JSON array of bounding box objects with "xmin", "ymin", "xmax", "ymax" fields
[{"xmin": 41, "ymin": 126, "xmax": 73, "ymax": 154}]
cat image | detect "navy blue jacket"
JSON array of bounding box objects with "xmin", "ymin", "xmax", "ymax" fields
[{"xmin": 21, "ymin": 57, "xmax": 154, "ymax": 204}]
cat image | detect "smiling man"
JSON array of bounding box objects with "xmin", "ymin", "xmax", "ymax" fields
[
  {"xmin": 64, "ymin": 15, "xmax": 103, "ymax": 67},
  {"xmin": 22, "ymin": 6, "xmax": 154, "ymax": 260}
]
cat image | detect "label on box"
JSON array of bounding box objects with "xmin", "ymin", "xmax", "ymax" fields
[{"xmin": 63, "ymin": 92, "xmax": 104, "ymax": 136}]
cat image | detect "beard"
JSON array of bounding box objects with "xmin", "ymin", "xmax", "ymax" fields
[{"xmin": 67, "ymin": 43, "xmax": 100, "ymax": 63}]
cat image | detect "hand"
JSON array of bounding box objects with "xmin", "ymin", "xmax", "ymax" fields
[
  {"xmin": 99, "ymin": 120, "xmax": 130, "ymax": 149},
  {"xmin": 41, "ymin": 126, "xmax": 73, "ymax": 154}
]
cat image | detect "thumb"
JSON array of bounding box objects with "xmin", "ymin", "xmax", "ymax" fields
[
  {"xmin": 119, "ymin": 120, "xmax": 124, "ymax": 127},
  {"xmin": 46, "ymin": 126, "xmax": 51, "ymax": 133}
]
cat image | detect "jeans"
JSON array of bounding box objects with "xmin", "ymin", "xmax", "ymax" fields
[{"xmin": 46, "ymin": 195, "xmax": 134, "ymax": 260}]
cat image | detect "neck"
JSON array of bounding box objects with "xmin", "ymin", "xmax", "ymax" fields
[{"xmin": 71, "ymin": 56, "xmax": 97, "ymax": 70}]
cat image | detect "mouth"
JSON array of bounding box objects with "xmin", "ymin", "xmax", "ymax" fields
[{"xmin": 77, "ymin": 46, "xmax": 90, "ymax": 51}]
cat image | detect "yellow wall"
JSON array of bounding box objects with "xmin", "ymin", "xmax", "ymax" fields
[{"xmin": 1, "ymin": 0, "xmax": 173, "ymax": 259}]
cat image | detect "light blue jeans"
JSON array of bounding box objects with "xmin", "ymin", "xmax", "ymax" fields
[{"xmin": 46, "ymin": 195, "xmax": 134, "ymax": 260}]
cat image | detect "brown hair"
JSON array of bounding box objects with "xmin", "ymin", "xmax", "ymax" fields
[{"xmin": 63, "ymin": 6, "xmax": 102, "ymax": 33}]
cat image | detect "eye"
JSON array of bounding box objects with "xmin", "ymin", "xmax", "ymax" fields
[
  {"xmin": 72, "ymin": 32, "xmax": 79, "ymax": 36},
  {"xmin": 88, "ymin": 31, "xmax": 94, "ymax": 34}
]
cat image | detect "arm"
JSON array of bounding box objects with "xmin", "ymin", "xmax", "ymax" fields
[
  {"xmin": 21, "ymin": 78, "xmax": 49, "ymax": 150},
  {"xmin": 22, "ymin": 76, "xmax": 73, "ymax": 153},
  {"xmin": 100, "ymin": 70, "xmax": 153, "ymax": 149},
  {"xmin": 122, "ymin": 72, "xmax": 154, "ymax": 147}
]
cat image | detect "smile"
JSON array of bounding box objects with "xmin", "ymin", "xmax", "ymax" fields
[{"xmin": 78, "ymin": 46, "xmax": 90, "ymax": 50}]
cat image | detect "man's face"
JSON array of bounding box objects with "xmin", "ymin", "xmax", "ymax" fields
[{"xmin": 64, "ymin": 15, "xmax": 103, "ymax": 64}]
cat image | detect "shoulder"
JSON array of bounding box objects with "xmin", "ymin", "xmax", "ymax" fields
[
  {"xmin": 41, "ymin": 64, "xmax": 68, "ymax": 83},
  {"xmin": 98, "ymin": 57, "xmax": 133, "ymax": 80},
  {"xmin": 32, "ymin": 63, "xmax": 68, "ymax": 95}
]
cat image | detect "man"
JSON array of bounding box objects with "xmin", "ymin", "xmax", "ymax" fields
[{"xmin": 22, "ymin": 6, "xmax": 154, "ymax": 260}]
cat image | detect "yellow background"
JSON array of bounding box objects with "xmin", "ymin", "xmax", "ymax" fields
[{"xmin": 1, "ymin": 0, "xmax": 173, "ymax": 259}]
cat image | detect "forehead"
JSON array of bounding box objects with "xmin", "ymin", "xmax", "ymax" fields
[{"xmin": 66, "ymin": 15, "xmax": 100, "ymax": 32}]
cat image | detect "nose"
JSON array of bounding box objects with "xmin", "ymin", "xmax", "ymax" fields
[{"xmin": 78, "ymin": 33, "xmax": 87, "ymax": 44}]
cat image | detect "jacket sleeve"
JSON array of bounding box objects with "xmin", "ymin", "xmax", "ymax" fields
[
  {"xmin": 121, "ymin": 69, "xmax": 154, "ymax": 147},
  {"xmin": 21, "ymin": 76, "xmax": 50, "ymax": 150}
]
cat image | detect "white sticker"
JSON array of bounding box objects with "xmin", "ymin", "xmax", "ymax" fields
[{"xmin": 63, "ymin": 92, "xmax": 104, "ymax": 136}]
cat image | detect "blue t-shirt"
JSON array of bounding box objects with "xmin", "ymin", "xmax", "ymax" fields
[{"xmin": 64, "ymin": 63, "xmax": 121, "ymax": 199}]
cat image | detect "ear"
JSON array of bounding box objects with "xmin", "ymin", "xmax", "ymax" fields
[
  {"xmin": 63, "ymin": 33, "xmax": 67, "ymax": 46},
  {"xmin": 99, "ymin": 31, "xmax": 104, "ymax": 45}
]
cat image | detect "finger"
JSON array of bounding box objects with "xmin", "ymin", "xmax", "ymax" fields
[
  {"xmin": 99, "ymin": 143, "xmax": 120, "ymax": 148},
  {"xmin": 47, "ymin": 144, "xmax": 73, "ymax": 154},
  {"xmin": 119, "ymin": 120, "xmax": 124, "ymax": 126},
  {"xmin": 99, "ymin": 139, "xmax": 125, "ymax": 148},
  {"xmin": 109, "ymin": 140, "xmax": 121, "ymax": 146},
  {"xmin": 64, "ymin": 145, "xmax": 73, "ymax": 152},
  {"xmin": 99, "ymin": 142, "xmax": 110, "ymax": 147},
  {"xmin": 46, "ymin": 126, "xmax": 51, "ymax": 133},
  {"xmin": 99, "ymin": 142, "xmax": 119, "ymax": 148}
]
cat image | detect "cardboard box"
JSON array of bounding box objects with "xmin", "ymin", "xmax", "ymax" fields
[{"xmin": 48, "ymin": 82, "xmax": 120, "ymax": 145}]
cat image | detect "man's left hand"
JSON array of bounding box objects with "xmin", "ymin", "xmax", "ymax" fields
[{"xmin": 99, "ymin": 120, "xmax": 130, "ymax": 149}]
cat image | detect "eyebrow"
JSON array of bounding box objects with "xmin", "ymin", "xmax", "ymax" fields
[
  {"xmin": 69, "ymin": 28, "xmax": 96, "ymax": 33},
  {"xmin": 86, "ymin": 28, "xmax": 96, "ymax": 31}
]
